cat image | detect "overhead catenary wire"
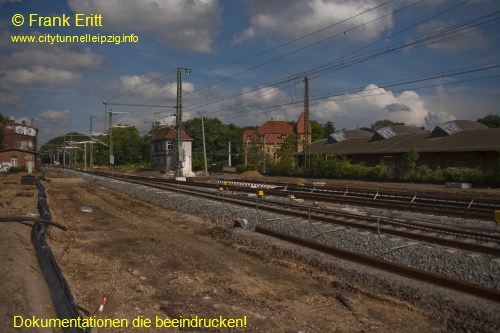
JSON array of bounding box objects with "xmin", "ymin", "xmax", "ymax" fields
[
  {"xmin": 206, "ymin": 10, "xmax": 499, "ymax": 118},
  {"xmin": 201, "ymin": 15, "xmax": 500, "ymax": 120},
  {"xmin": 102, "ymin": 0, "xmax": 423, "ymax": 117},
  {"xmin": 216, "ymin": 70, "xmax": 500, "ymax": 122},
  {"xmin": 99, "ymin": 0, "xmax": 497, "ymax": 132}
]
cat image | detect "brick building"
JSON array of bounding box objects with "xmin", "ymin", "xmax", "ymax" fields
[
  {"xmin": 242, "ymin": 112, "xmax": 311, "ymax": 163},
  {"xmin": 0, "ymin": 118, "xmax": 38, "ymax": 172}
]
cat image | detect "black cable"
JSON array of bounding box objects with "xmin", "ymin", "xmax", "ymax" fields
[{"xmin": 0, "ymin": 216, "xmax": 67, "ymax": 230}]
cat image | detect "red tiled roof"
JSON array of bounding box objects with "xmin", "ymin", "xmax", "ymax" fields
[
  {"xmin": 242, "ymin": 122, "xmax": 294, "ymax": 144},
  {"xmin": 295, "ymin": 112, "xmax": 311, "ymax": 134},
  {"xmin": 258, "ymin": 121, "xmax": 294, "ymax": 135},
  {"xmin": 151, "ymin": 126, "xmax": 192, "ymax": 141}
]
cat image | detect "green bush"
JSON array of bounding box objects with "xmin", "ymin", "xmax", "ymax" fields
[
  {"xmin": 236, "ymin": 164, "xmax": 253, "ymax": 173},
  {"xmin": 3, "ymin": 166, "xmax": 24, "ymax": 174}
]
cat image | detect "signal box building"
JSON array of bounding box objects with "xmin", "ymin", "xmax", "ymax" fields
[{"xmin": 151, "ymin": 126, "xmax": 193, "ymax": 176}]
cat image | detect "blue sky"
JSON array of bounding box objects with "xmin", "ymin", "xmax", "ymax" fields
[{"xmin": 1, "ymin": 0, "xmax": 500, "ymax": 145}]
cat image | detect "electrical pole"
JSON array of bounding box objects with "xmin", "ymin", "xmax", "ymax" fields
[
  {"xmin": 261, "ymin": 135, "xmax": 266, "ymax": 174},
  {"xmin": 176, "ymin": 67, "xmax": 191, "ymax": 179},
  {"xmin": 244, "ymin": 137, "xmax": 249, "ymax": 165},
  {"xmin": 108, "ymin": 111, "xmax": 114, "ymax": 174},
  {"xmin": 199, "ymin": 111, "xmax": 208, "ymax": 176},
  {"xmin": 303, "ymin": 76, "xmax": 310, "ymax": 172},
  {"xmin": 228, "ymin": 141, "xmax": 231, "ymax": 167},
  {"xmin": 90, "ymin": 116, "xmax": 94, "ymax": 170}
]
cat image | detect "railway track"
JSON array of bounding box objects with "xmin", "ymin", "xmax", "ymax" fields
[
  {"xmin": 89, "ymin": 171, "xmax": 499, "ymax": 220},
  {"xmin": 214, "ymin": 180, "xmax": 499, "ymax": 221},
  {"xmin": 75, "ymin": 170, "xmax": 500, "ymax": 302},
  {"xmin": 88, "ymin": 171, "xmax": 500, "ymax": 255}
]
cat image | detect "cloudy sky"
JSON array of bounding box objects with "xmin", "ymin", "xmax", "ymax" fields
[{"xmin": 1, "ymin": 0, "xmax": 500, "ymax": 144}]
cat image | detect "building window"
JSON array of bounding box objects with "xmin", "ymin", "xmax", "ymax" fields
[
  {"xmin": 167, "ymin": 142, "xmax": 174, "ymax": 150},
  {"xmin": 11, "ymin": 157, "xmax": 17, "ymax": 167}
]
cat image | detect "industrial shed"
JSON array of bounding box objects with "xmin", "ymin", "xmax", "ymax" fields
[{"xmin": 305, "ymin": 120, "xmax": 500, "ymax": 179}]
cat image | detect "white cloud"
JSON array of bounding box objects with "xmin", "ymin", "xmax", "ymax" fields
[
  {"xmin": 0, "ymin": 31, "xmax": 104, "ymax": 106},
  {"xmin": 109, "ymin": 72, "xmax": 195, "ymax": 100},
  {"xmin": 233, "ymin": 85, "xmax": 294, "ymax": 123},
  {"xmin": 34, "ymin": 109, "xmax": 72, "ymax": 144},
  {"xmin": 424, "ymin": 110, "xmax": 456, "ymax": 130},
  {"xmin": 311, "ymin": 84, "xmax": 436, "ymax": 129},
  {"xmin": 2, "ymin": 46, "xmax": 104, "ymax": 70},
  {"xmin": 67, "ymin": 0, "xmax": 223, "ymax": 53},
  {"xmin": 416, "ymin": 20, "xmax": 491, "ymax": 51},
  {"xmin": 234, "ymin": 0, "xmax": 393, "ymax": 44},
  {"xmin": 2, "ymin": 67, "xmax": 81, "ymax": 86}
]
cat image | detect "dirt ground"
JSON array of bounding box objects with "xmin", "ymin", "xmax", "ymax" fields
[{"xmin": 0, "ymin": 171, "xmax": 458, "ymax": 332}]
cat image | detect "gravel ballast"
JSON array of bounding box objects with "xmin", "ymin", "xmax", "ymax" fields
[{"xmin": 71, "ymin": 171, "xmax": 500, "ymax": 290}]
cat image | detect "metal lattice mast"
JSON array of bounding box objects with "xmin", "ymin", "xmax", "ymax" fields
[
  {"xmin": 176, "ymin": 68, "xmax": 183, "ymax": 178},
  {"xmin": 304, "ymin": 76, "xmax": 310, "ymax": 171}
]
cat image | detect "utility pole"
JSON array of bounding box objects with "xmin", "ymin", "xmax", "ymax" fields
[
  {"xmin": 199, "ymin": 111, "xmax": 208, "ymax": 176},
  {"xmin": 228, "ymin": 141, "xmax": 231, "ymax": 167},
  {"xmin": 108, "ymin": 111, "xmax": 114, "ymax": 174},
  {"xmin": 104, "ymin": 103, "xmax": 107, "ymax": 132},
  {"xmin": 63, "ymin": 135, "xmax": 66, "ymax": 169},
  {"xmin": 303, "ymin": 76, "xmax": 310, "ymax": 172},
  {"xmin": 244, "ymin": 136, "xmax": 249, "ymax": 165},
  {"xmin": 175, "ymin": 67, "xmax": 191, "ymax": 180},
  {"xmin": 261, "ymin": 135, "xmax": 266, "ymax": 174},
  {"xmin": 90, "ymin": 116, "xmax": 95, "ymax": 170}
]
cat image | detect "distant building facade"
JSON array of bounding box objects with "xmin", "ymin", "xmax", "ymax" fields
[
  {"xmin": 151, "ymin": 126, "xmax": 193, "ymax": 175},
  {"xmin": 242, "ymin": 112, "xmax": 311, "ymax": 163},
  {"xmin": 295, "ymin": 112, "xmax": 312, "ymax": 153},
  {"xmin": 305, "ymin": 120, "xmax": 500, "ymax": 179},
  {"xmin": 0, "ymin": 117, "xmax": 38, "ymax": 171}
]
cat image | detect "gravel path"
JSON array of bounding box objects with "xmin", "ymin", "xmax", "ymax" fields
[{"xmin": 71, "ymin": 170, "xmax": 500, "ymax": 290}]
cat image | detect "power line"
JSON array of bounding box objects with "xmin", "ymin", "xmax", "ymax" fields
[{"xmin": 184, "ymin": 0, "xmax": 475, "ymax": 117}]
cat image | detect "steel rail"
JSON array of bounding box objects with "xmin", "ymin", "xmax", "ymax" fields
[
  {"xmin": 255, "ymin": 226, "xmax": 500, "ymax": 303},
  {"xmin": 88, "ymin": 171, "xmax": 496, "ymax": 220},
  {"xmin": 217, "ymin": 177, "xmax": 500, "ymax": 210},
  {"xmin": 89, "ymin": 172, "xmax": 500, "ymax": 256}
]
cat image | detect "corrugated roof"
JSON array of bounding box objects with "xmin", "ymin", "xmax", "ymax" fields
[
  {"xmin": 307, "ymin": 127, "xmax": 500, "ymax": 156},
  {"xmin": 431, "ymin": 120, "xmax": 488, "ymax": 137},
  {"xmin": 151, "ymin": 126, "xmax": 193, "ymax": 141},
  {"xmin": 328, "ymin": 129, "xmax": 372, "ymax": 143}
]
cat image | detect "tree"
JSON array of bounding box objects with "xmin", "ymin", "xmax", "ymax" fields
[
  {"xmin": 371, "ymin": 119, "xmax": 404, "ymax": 130},
  {"xmin": 110, "ymin": 126, "xmax": 144, "ymax": 164},
  {"xmin": 269, "ymin": 134, "xmax": 299, "ymax": 176},
  {"xmin": 324, "ymin": 121, "xmax": 336, "ymax": 138},
  {"xmin": 401, "ymin": 149, "xmax": 419, "ymax": 179},
  {"xmin": 310, "ymin": 120, "xmax": 324, "ymax": 142},
  {"xmin": 477, "ymin": 114, "xmax": 500, "ymax": 128},
  {"xmin": 184, "ymin": 117, "xmax": 243, "ymax": 170}
]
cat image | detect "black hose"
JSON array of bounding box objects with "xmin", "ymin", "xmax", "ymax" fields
[
  {"xmin": 0, "ymin": 216, "xmax": 67, "ymax": 230},
  {"xmin": 30, "ymin": 179, "xmax": 87, "ymax": 333}
]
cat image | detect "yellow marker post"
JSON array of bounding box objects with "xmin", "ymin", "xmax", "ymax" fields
[
  {"xmin": 257, "ymin": 190, "xmax": 264, "ymax": 197},
  {"xmin": 495, "ymin": 210, "xmax": 500, "ymax": 223}
]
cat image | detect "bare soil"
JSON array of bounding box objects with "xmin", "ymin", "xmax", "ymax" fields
[{"xmin": 3, "ymin": 170, "xmax": 494, "ymax": 332}]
